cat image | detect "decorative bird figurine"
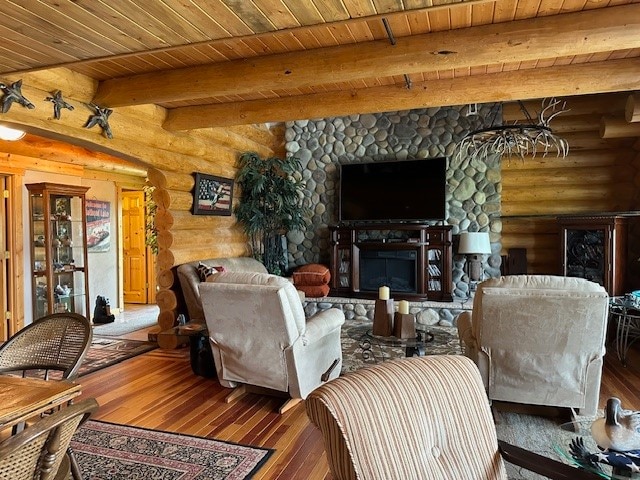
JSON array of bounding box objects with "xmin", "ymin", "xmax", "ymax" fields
[
  {"xmin": 0, "ymin": 79, "xmax": 35, "ymax": 113},
  {"xmin": 85, "ymin": 103, "xmax": 113, "ymax": 139},
  {"xmin": 591, "ymin": 397, "xmax": 640, "ymax": 451},
  {"xmin": 45, "ymin": 90, "xmax": 74, "ymax": 119}
]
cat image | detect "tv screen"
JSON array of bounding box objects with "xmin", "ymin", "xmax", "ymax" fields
[{"xmin": 339, "ymin": 158, "xmax": 447, "ymax": 222}]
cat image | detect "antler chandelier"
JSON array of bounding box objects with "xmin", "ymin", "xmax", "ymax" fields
[{"xmin": 454, "ymin": 98, "xmax": 570, "ymax": 162}]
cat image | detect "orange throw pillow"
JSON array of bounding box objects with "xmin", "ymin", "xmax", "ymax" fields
[
  {"xmin": 296, "ymin": 284, "xmax": 330, "ymax": 298},
  {"xmin": 293, "ymin": 264, "xmax": 331, "ymax": 286}
]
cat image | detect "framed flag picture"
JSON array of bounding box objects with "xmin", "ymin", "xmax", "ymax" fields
[{"xmin": 192, "ymin": 173, "xmax": 234, "ymax": 216}]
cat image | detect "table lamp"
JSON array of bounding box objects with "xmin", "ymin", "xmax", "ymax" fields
[{"xmin": 459, "ymin": 232, "xmax": 491, "ymax": 288}]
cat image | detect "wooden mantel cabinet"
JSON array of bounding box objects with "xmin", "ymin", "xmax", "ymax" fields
[
  {"xmin": 558, "ymin": 214, "xmax": 640, "ymax": 297},
  {"xmin": 329, "ymin": 223, "xmax": 453, "ymax": 301}
]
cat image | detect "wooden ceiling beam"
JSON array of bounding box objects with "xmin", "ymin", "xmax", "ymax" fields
[
  {"xmin": 1, "ymin": 134, "xmax": 147, "ymax": 176},
  {"xmin": 94, "ymin": 4, "xmax": 640, "ymax": 108},
  {"xmin": 163, "ymin": 58, "xmax": 640, "ymax": 129}
]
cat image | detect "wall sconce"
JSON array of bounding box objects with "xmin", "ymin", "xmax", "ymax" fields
[
  {"xmin": 459, "ymin": 232, "xmax": 491, "ymax": 289},
  {"xmin": 0, "ymin": 125, "xmax": 25, "ymax": 141}
]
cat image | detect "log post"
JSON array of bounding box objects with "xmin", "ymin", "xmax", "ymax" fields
[
  {"xmin": 599, "ymin": 115, "xmax": 640, "ymax": 138},
  {"xmin": 625, "ymin": 93, "xmax": 640, "ymax": 123}
]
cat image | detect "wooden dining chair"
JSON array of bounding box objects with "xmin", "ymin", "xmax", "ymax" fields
[
  {"xmin": 0, "ymin": 398, "xmax": 98, "ymax": 480},
  {"xmin": 0, "ymin": 312, "xmax": 93, "ymax": 479},
  {"xmin": 0, "ymin": 312, "xmax": 92, "ymax": 381}
]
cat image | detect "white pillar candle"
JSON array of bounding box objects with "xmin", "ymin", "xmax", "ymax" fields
[
  {"xmin": 398, "ymin": 300, "xmax": 409, "ymax": 315},
  {"xmin": 378, "ymin": 286, "xmax": 390, "ymax": 300}
]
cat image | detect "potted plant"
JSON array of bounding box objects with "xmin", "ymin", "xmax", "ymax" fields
[{"xmin": 234, "ymin": 152, "xmax": 307, "ymax": 275}]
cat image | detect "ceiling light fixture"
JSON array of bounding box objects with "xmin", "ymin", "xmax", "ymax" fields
[
  {"xmin": 454, "ymin": 98, "xmax": 570, "ymax": 163},
  {"xmin": 0, "ymin": 125, "xmax": 26, "ymax": 141}
]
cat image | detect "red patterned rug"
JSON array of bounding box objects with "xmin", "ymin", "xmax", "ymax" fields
[
  {"xmin": 78, "ymin": 337, "xmax": 157, "ymax": 377},
  {"xmin": 72, "ymin": 420, "xmax": 273, "ymax": 479}
]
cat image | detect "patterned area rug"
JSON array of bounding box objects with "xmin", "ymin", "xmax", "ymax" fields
[
  {"xmin": 340, "ymin": 319, "xmax": 461, "ymax": 373},
  {"xmin": 73, "ymin": 420, "xmax": 273, "ymax": 479},
  {"xmin": 78, "ymin": 337, "xmax": 157, "ymax": 377}
]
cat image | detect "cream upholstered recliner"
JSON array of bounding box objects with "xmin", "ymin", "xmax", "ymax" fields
[
  {"xmin": 456, "ymin": 275, "xmax": 609, "ymax": 416},
  {"xmin": 306, "ymin": 355, "xmax": 602, "ymax": 480},
  {"xmin": 199, "ymin": 271, "xmax": 344, "ymax": 413}
]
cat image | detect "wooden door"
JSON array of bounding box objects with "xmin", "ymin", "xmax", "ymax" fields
[
  {"xmin": 122, "ymin": 191, "xmax": 147, "ymax": 303},
  {"xmin": 0, "ymin": 176, "xmax": 8, "ymax": 340}
]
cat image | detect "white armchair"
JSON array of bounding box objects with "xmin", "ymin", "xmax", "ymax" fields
[
  {"xmin": 457, "ymin": 275, "xmax": 609, "ymax": 416},
  {"xmin": 199, "ymin": 271, "xmax": 344, "ymax": 413}
]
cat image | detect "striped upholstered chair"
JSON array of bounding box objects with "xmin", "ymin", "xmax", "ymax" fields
[{"xmin": 306, "ymin": 356, "xmax": 601, "ymax": 480}]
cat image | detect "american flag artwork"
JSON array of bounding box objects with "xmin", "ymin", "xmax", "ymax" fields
[{"xmin": 193, "ymin": 173, "xmax": 234, "ymax": 215}]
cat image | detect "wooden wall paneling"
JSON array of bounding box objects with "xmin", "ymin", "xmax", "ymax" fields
[
  {"xmin": 502, "ymin": 199, "xmax": 631, "ymax": 217},
  {"xmin": 0, "ymin": 154, "xmax": 84, "ymax": 177},
  {"xmin": 6, "ymin": 174, "xmax": 24, "ymax": 334},
  {"xmin": 152, "ymin": 188, "xmax": 194, "ymax": 211},
  {"xmin": 158, "ymin": 225, "xmax": 242, "ymax": 250},
  {"xmin": 500, "ymin": 217, "xmax": 558, "ymax": 274},
  {"xmin": 0, "ymin": 135, "xmax": 147, "ymax": 176},
  {"xmin": 558, "ymin": 132, "xmax": 634, "ymax": 151},
  {"xmin": 502, "ymin": 93, "xmax": 629, "ymax": 121},
  {"xmin": 502, "ymin": 184, "xmax": 635, "ymax": 203}
]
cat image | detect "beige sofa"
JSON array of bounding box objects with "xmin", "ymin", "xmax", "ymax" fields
[
  {"xmin": 456, "ymin": 275, "xmax": 609, "ymax": 416},
  {"xmin": 200, "ymin": 271, "xmax": 344, "ymax": 412},
  {"xmin": 176, "ymin": 257, "xmax": 269, "ymax": 324}
]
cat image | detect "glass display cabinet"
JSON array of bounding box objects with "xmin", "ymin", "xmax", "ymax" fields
[{"xmin": 26, "ymin": 183, "xmax": 90, "ymax": 320}]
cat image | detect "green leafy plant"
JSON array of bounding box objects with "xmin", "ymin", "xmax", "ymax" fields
[
  {"xmin": 143, "ymin": 185, "xmax": 158, "ymax": 255},
  {"xmin": 234, "ymin": 152, "xmax": 307, "ymax": 275}
]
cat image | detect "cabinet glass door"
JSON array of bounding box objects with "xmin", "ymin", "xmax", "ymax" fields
[
  {"xmin": 31, "ymin": 193, "xmax": 48, "ymax": 318},
  {"xmin": 565, "ymin": 229, "xmax": 605, "ymax": 286},
  {"xmin": 427, "ymin": 248, "xmax": 443, "ymax": 292},
  {"xmin": 337, "ymin": 248, "xmax": 351, "ymax": 289}
]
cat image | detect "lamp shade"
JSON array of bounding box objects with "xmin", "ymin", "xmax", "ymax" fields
[{"xmin": 459, "ymin": 232, "xmax": 491, "ymax": 255}]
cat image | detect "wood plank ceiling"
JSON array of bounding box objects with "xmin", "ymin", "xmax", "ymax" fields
[{"xmin": 0, "ymin": 0, "xmax": 639, "ymax": 130}]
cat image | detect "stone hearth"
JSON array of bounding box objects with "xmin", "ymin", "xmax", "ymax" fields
[{"xmin": 304, "ymin": 295, "xmax": 472, "ymax": 327}]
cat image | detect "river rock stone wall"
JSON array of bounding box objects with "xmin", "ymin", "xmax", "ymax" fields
[{"xmin": 285, "ymin": 105, "xmax": 502, "ymax": 299}]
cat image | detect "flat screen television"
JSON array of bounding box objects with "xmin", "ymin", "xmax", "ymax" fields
[{"xmin": 339, "ymin": 158, "xmax": 447, "ymax": 222}]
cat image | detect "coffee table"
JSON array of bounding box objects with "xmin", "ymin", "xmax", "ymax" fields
[
  {"xmin": 346, "ymin": 324, "xmax": 435, "ymax": 363},
  {"xmin": 555, "ymin": 420, "xmax": 640, "ymax": 479}
]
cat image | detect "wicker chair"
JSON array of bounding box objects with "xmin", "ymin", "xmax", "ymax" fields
[
  {"xmin": 0, "ymin": 313, "xmax": 92, "ymax": 380},
  {"xmin": 0, "ymin": 398, "xmax": 98, "ymax": 480},
  {"xmin": 0, "ymin": 313, "xmax": 93, "ymax": 479}
]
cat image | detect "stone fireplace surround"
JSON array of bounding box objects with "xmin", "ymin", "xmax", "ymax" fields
[{"xmin": 284, "ymin": 105, "xmax": 503, "ymax": 326}]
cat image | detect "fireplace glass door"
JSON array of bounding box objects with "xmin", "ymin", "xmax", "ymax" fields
[{"xmin": 359, "ymin": 249, "xmax": 417, "ymax": 293}]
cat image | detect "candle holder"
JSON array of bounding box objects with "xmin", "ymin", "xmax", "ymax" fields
[
  {"xmin": 372, "ymin": 298, "xmax": 394, "ymax": 337},
  {"xmin": 393, "ymin": 312, "xmax": 416, "ymax": 339}
]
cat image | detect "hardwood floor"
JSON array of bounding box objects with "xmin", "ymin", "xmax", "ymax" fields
[{"xmin": 79, "ymin": 315, "xmax": 640, "ymax": 480}]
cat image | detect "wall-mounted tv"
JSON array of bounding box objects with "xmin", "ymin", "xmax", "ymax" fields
[{"xmin": 339, "ymin": 158, "xmax": 447, "ymax": 223}]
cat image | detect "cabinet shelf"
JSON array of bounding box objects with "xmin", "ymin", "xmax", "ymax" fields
[{"xmin": 27, "ymin": 182, "xmax": 91, "ymax": 320}]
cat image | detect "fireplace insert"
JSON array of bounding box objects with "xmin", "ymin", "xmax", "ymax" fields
[{"xmin": 359, "ymin": 249, "xmax": 417, "ymax": 293}]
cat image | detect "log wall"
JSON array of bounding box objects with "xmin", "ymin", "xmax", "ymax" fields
[
  {"xmin": 501, "ymin": 93, "xmax": 640, "ymax": 274},
  {"xmin": 0, "ymin": 68, "xmax": 280, "ymax": 332}
]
